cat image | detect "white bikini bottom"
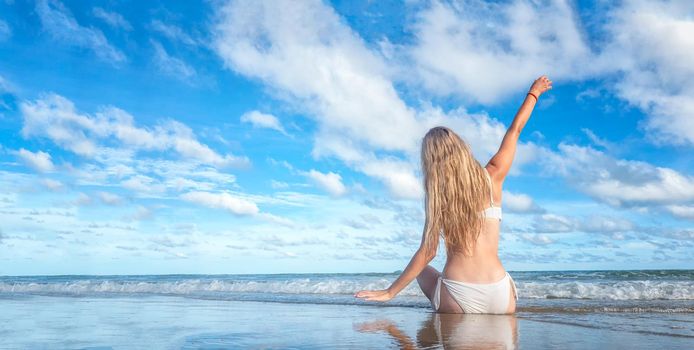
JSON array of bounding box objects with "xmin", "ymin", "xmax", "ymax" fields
[{"xmin": 432, "ymin": 272, "xmax": 518, "ymax": 314}]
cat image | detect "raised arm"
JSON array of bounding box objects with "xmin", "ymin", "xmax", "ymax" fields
[{"xmin": 486, "ymin": 76, "xmax": 552, "ymax": 182}]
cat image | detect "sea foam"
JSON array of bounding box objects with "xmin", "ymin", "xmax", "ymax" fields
[{"xmin": 1, "ymin": 276, "xmax": 691, "ymax": 300}]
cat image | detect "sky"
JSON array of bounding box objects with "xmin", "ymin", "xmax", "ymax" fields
[{"xmin": 0, "ymin": 0, "xmax": 692, "ymax": 275}]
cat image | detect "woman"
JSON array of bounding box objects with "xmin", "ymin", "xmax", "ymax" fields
[{"xmin": 355, "ymin": 76, "xmax": 552, "ymax": 314}]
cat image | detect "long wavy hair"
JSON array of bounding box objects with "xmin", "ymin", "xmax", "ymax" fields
[{"xmin": 421, "ymin": 126, "xmax": 490, "ymax": 256}]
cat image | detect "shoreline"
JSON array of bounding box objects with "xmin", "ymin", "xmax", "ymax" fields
[
  {"xmin": 2, "ymin": 268, "xmax": 693, "ymax": 277},
  {"xmin": 1, "ymin": 295, "xmax": 691, "ymax": 349}
]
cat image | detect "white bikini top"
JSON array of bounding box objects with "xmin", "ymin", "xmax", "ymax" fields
[{"xmin": 481, "ymin": 168, "xmax": 502, "ymax": 221}]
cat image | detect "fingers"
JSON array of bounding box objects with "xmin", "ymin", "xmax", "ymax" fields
[{"xmin": 540, "ymin": 75, "xmax": 553, "ymax": 91}]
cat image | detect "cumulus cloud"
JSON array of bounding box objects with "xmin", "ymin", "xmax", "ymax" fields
[
  {"xmin": 211, "ymin": 0, "xmax": 542, "ymax": 199},
  {"xmin": 240, "ymin": 110, "xmax": 287, "ymax": 135},
  {"xmin": 36, "ymin": 0, "xmax": 126, "ymax": 63},
  {"xmin": 541, "ymin": 143, "xmax": 694, "ymax": 213},
  {"xmin": 408, "ymin": 0, "xmax": 596, "ymax": 104},
  {"xmin": 213, "ymin": 1, "xmax": 418, "ymax": 151},
  {"xmin": 601, "ymin": 0, "xmax": 694, "ymax": 146},
  {"xmin": 15, "ymin": 149, "xmax": 55, "ymax": 172},
  {"xmin": 407, "ymin": 0, "xmax": 694, "ymax": 149},
  {"xmin": 502, "ymin": 191, "xmax": 545, "ymax": 213},
  {"xmin": 92, "ymin": 7, "xmax": 132, "ymax": 31},
  {"xmin": 305, "ymin": 169, "xmax": 347, "ymax": 197},
  {"xmin": 212, "ymin": 0, "xmax": 424, "ymax": 198},
  {"xmin": 181, "ymin": 191, "xmax": 259, "ymax": 216},
  {"xmin": 20, "ymin": 93, "xmax": 248, "ymax": 168},
  {"xmin": 665, "ymin": 205, "xmax": 694, "ymax": 221}
]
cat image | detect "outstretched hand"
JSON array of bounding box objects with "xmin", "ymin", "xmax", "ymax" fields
[
  {"xmin": 529, "ymin": 75, "xmax": 552, "ymax": 96},
  {"xmin": 354, "ymin": 289, "xmax": 393, "ymax": 302}
]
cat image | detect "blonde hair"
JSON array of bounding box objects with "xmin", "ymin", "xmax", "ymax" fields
[{"xmin": 421, "ymin": 126, "xmax": 490, "ymax": 256}]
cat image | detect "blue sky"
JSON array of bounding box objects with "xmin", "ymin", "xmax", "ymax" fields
[{"xmin": 0, "ymin": 0, "xmax": 692, "ymax": 275}]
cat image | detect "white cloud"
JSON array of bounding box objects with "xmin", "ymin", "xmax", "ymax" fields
[
  {"xmin": 20, "ymin": 93, "xmax": 248, "ymax": 168},
  {"xmin": 581, "ymin": 128, "xmax": 613, "ymax": 150},
  {"xmin": 98, "ymin": 191, "xmax": 123, "ymax": 205},
  {"xmin": 240, "ymin": 110, "xmax": 287, "ymax": 135},
  {"xmin": 406, "ymin": 0, "xmax": 694, "ymax": 147},
  {"xmin": 41, "ymin": 178, "xmax": 64, "ymax": 191},
  {"xmin": 181, "ymin": 191, "xmax": 259, "ymax": 216},
  {"xmin": 541, "ymin": 143, "xmax": 694, "ymax": 209},
  {"xmin": 665, "ymin": 205, "xmax": 694, "ymax": 221},
  {"xmin": 151, "ymin": 40, "xmax": 198, "ymax": 82},
  {"xmin": 212, "ymin": 0, "xmax": 422, "ymax": 198},
  {"xmin": 211, "ymin": 0, "xmax": 540, "ymax": 199},
  {"xmin": 213, "ymin": 0, "xmax": 419, "ymax": 151},
  {"xmin": 257, "ymin": 212, "xmax": 296, "ymax": 228},
  {"xmin": 36, "ymin": 0, "xmax": 126, "ymax": 63},
  {"xmin": 579, "ymin": 215, "xmax": 635, "ymax": 234},
  {"xmin": 305, "ymin": 169, "xmax": 347, "ymax": 197},
  {"xmin": 92, "ymin": 7, "xmax": 132, "ymax": 31},
  {"xmin": 532, "ymin": 213, "xmax": 575, "ymax": 233},
  {"xmin": 127, "ymin": 206, "xmax": 154, "ymax": 221},
  {"xmin": 121, "ymin": 175, "xmax": 164, "ymax": 194},
  {"xmin": 270, "ymin": 180, "xmax": 289, "ymax": 189},
  {"xmin": 521, "ymin": 233, "xmax": 554, "ymax": 246},
  {"xmin": 601, "ymin": 0, "xmax": 694, "ymax": 146},
  {"xmin": 15, "ymin": 149, "xmax": 55, "ymax": 172},
  {"xmin": 408, "ymin": 0, "xmax": 596, "ymax": 104},
  {"xmin": 72, "ymin": 192, "xmax": 92, "ymax": 206},
  {"xmin": 528, "ymin": 212, "xmax": 637, "ymax": 237},
  {"xmin": 502, "ymin": 191, "xmax": 544, "ymax": 214},
  {"xmin": 20, "ymin": 94, "xmax": 97, "ymax": 156}
]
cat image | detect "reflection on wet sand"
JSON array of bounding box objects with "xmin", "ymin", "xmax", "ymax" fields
[{"xmin": 356, "ymin": 313, "xmax": 518, "ymax": 350}]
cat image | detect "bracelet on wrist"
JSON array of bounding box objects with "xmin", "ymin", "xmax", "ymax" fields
[{"xmin": 527, "ymin": 92, "xmax": 538, "ymax": 101}]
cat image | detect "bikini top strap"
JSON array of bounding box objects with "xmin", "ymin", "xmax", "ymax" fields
[{"xmin": 483, "ymin": 167, "xmax": 495, "ymax": 206}]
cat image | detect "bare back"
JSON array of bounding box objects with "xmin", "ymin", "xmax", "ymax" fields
[{"xmin": 442, "ymin": 166, "xmax": 506, "ymax": 284}]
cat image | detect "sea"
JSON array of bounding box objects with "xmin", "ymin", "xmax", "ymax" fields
[{"xmin": 0, "ymin": 270, "xmax": 692, "ymax": 348}]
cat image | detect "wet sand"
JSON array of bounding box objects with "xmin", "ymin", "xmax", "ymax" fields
[{"xmin": 0, "ymin": 295, "xmax": 691, "ymax": 349}]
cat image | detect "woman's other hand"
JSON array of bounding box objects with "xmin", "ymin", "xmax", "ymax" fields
[
  {"xmin": 354, "ymin": 289, "xmax": 394, "ymax": 302},
  {"xmin": 529, "ymin": 75, "xmax": 552, "ymax": 96}
]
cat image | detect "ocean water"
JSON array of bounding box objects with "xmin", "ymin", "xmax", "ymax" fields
[{"xmin": 0, "ymin": 270, "xmax": 692, "ymax": 348}]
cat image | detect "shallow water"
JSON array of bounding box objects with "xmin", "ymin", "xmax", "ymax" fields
[
  {"xmin": 0, "ymin": 296, "xmax": 691, "ymax": 349},
  {"xmin": 0, "ymin": 270, "xmax": 692, "ymax": 348}
]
